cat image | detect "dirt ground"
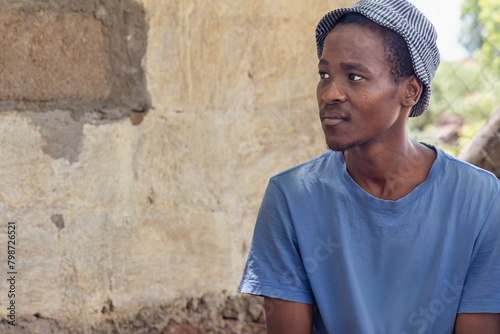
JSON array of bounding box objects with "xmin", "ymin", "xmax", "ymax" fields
[{"xmin": 0, "ymin": 292, "xmax": 266, "ymax": 334}]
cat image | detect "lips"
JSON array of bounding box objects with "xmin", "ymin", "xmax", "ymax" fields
[
  {"xmin": 321, "ymin": 113, "xmax": 348, "ymax": 126},
  {"xmin": 322, "ymin": 117, "xmax": 345, "ymax": 126}
]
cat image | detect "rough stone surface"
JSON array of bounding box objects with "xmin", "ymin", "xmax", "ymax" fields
[
  {"xmin": 0, "ymin": 0, "xmax": 150, "ymax": 119},
  {"xmin": 0, "ymin": 0, "xmax": 355, "ymax": 332},
  {"xmin": 0, "ymin": 0, "xmax": 151, "ymax": 162},
  {"xmin": 0, "ymin": 293, "xmax": 265, "ymax": 333},
  {"xmin": 0, "ymin": 11, "xmax": 108, "ymax": 102}
]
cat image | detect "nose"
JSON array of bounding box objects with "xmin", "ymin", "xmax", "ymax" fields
[{"xmin": 320, "ymin": 79, "xmax": 347, "ymax": 104}]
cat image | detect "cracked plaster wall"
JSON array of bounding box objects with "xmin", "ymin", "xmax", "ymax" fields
[{"xmin": 0, "ymin": 0, "xmax": 355, "ymax": 330}]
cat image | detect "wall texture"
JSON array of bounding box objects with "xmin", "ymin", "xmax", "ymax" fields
[{"xmin": 0, "ymin": 0, "xmax": 355, "ymax": 332}]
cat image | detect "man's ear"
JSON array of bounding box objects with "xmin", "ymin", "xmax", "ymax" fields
[{"xmin": 402, "ymin": 75, "xmax": 423, "ymax": 108}]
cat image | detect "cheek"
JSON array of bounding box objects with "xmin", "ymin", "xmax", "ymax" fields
[
  {"xmin": 350, "ymin": 91, "xmax": 394, "ymax": 123},
  {"xmin": 360, "ymin": 87, "xmax": 398, "ymax": 110},
  {"xmin": 350, "ymin": 91, "xmax": 374, "ymax": 114},
  {"xmin": 316, "ymin": 82, "xmax": 323, "ymax": 103}
]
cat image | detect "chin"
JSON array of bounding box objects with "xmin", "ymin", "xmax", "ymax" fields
[{"xmin": 326, "ymin": 140, "xmax": 356, "ymax": 152}]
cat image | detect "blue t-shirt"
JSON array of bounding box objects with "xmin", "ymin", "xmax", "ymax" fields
[{"xmin": 239, "ymin": 148, "xmax": 500, "ymax": 333}]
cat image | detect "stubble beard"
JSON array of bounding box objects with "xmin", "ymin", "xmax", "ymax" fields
[{"xmin": 325, "ymin": 139, "xmax": 357, "ymax": 152}]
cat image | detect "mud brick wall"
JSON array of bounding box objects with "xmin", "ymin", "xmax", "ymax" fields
[
  {"xmin": 0, "ymin": 0, "xmax": 355, "ymax": 332},
  {"xmin": 0, "ymin": 0, "xmax": 149, "ymax": 115},
  {"xmin": 0, "ymin": 0, "xmax": 150, "ymax": 162}
]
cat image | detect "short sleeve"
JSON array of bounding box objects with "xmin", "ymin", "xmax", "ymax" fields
[
  {"xmin": 238, "ymin": 178, "xmax": 314, "ymax": 304},
  {"xmin": 458, "ymin": 191, "xmax": 500, "ymax": 313}
]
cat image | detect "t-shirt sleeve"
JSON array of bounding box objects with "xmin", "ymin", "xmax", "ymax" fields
[
  {"xmin": 238, "ymin": 178, "xmax": 314, "ymax": 304},
  {"xmin": 458, "ymin": 191, "xmax": 500, "ymax": 313}
]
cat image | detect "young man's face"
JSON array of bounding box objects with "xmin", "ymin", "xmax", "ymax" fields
[{"xmin": 317, "ymin": 23, "xmax": 408, "ymax": 152}]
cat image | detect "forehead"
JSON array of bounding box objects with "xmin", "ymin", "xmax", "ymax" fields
[{"xmin": 321, "ymin": 23, "xmax": 389, "ymax": 65}]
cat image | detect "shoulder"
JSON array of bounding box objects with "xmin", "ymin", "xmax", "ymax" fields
[
  {"xmin": 269, "ymin": 151, "xmax": 338, "ymax": 188},
  {"xmin": 439, "ymin": 149, "xmax": 500, "ymax": 194}
]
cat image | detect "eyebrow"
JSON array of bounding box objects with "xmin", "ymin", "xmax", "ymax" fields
[
  {"xmin": 318, "ymin": 59, "xmax": 372, "ymax": 74},
  {"xmin": 340, "ymin": 62, "xmax": 371, "ymax": 73},
  {"xmin": 318, "ymin": 59, "xmax": 329, "ymax": 67}
]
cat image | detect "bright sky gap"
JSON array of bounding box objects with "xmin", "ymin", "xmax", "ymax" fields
[{"xmin": 409, "ymin": 0, "xmax": 469, "ymax": 62}]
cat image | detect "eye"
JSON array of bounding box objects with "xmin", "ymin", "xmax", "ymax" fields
[
  {"xmin": 349, "ymin": 73, "xmax": 363, "ymax": 81},
  {"xmin": 319, "ymin": 72, "xmax": 330, "ymax": 79}
]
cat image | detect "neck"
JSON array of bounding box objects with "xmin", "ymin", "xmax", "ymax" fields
[{"xmin": 343, "ymin": 138, "xmax": 436, "ymax": 201}]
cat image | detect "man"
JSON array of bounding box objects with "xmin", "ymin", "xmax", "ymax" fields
[{"xmin": 238, "ymin": 0, "xmax": 500, "ymax": 333}]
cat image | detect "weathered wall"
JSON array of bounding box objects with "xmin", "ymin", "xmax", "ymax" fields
[{"xmin": 0, "ymin": 0, "xmax": 355, "ymax": 332}]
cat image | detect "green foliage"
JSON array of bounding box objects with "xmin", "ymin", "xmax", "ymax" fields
[
  {"xmin": 459, "ymin": 0, "xmax": 500, "ymax": 73},
  {"xmin": 409, "ymin": 1, "xmax": 500, "ymax": 156},
  {"xmin": 408, "ymin": 59, "xmax": 500, "ymax": 156},
  {"xmin": 429, "ymin": 61, "xmax": 499, "ymax": 121}
]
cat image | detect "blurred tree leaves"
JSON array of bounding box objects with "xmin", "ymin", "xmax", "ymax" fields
[
  {"xmin": 409, "ymin": 0, "xmax": 500, "ymax": 156},
  {"xmin": 409, "ymin": 58, "xmax": 500, "ymax": 156},
  {"xmin": 459, "ymin": 0, "xmax": 500, "ymax": 72}
]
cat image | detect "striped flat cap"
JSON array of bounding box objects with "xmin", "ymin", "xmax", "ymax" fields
[{"xmin": 315, "ymin": 0, "xmax": 440, "ymax": 117}]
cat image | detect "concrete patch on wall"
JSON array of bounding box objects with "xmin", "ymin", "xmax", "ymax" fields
[
  {"xmin": 0, "ymin": 0, "xmax": 150, "ymax": 161},
  {"xmin": 25, "ymin": 111, "xmax": 85, "ymax": 163}
]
